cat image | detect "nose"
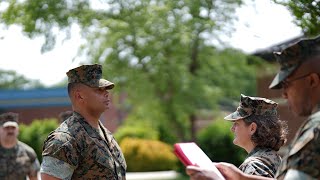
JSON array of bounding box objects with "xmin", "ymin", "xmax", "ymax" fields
[
  {"xmin": 104, "ymin": 90, "xmax": 109, "ymax": 97},
  {"xmin": 230, "ymin": 124, "xmax": 235, "ymax": 132},
  {"xmin": 281, "ymin": 88, "xmax": 288, "ymax": 99}
]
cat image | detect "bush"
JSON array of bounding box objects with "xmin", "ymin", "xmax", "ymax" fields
[
  {"xmin": 114, "ymin": 125, "xmax": 159, "ymax": 144},
  {"xmin": 120, "ymin": 138, "xmax": 178, "ymax": 172},
  {"xmin": 197, "ymin": 118, "xmax": 247, "ymax": 166},
  {"xmin": 19, "ymin": 119, "xmax": 59, "ymax": 162}
]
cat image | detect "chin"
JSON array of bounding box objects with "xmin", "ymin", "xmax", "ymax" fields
[{"xmin": 233, "ymin": 139, "xmax": 238, "ymax": 146}]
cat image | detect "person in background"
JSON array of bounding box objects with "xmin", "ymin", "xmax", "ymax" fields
[
  {"xmin": 186, "ymin": 35, "xmax": 320, "ymax": 180},
  {"xmin": 0, "ymin": 112, "xmax": 40, "ymax": 180},
  {"xmin": 58, "ymin": 110, "xmax": 73, "ymax": 123},
  {"xmin": 40, "ymin": 64, "xmax": 127, "ymax": 180},
  {"xmin": 223, "ymin": 94, "xmax": 287, "ymax": 178}
]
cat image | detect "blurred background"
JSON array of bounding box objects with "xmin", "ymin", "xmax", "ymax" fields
[{"xmin": 0, "ymin": 0, "xmax": 318, "ymax": 179}]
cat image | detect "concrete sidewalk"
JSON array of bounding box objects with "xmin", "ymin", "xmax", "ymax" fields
[
  {"xmin": 127, "ymin": 170, "xmax": 179, "ymax": 180},
  {"xmin": 34, "ymin": 170, "xmax": 180, "ymax": 180}
]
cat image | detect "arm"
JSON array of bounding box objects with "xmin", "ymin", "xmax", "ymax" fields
[
  {"xmin": 216, "ymin": 163, "xmax": 274, "ymax": 180},
  {"xmin": 40, "ymin": 156, "xmax": 75, "ymax": 180},
  {"xmin": 186, "ymin": 163, "xmax": 274, "ymax": 180}
]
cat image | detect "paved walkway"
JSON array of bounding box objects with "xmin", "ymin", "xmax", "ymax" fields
[
  {"xmin": 127, "ymin": 170, "xmax": 179, "ymax": 180},
  {"xmin": 34, "ymin": 171, "xmax": 179, "ymax": 180}
]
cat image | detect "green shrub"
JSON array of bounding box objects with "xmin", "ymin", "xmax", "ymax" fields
[
  {"xmin": 197, "ymin": 118, "xmax": 247, "ymax": 166},
  {"xmin": 120, "ymin": 138, "xmax": 178, "ymax": 172},
  {"xmin": 19, "ymin": 119, "xmax": 59, "ymax": 162},
  {"xmin": 114, "ymin": 125, "xmax": 159, "ymax": 144}
]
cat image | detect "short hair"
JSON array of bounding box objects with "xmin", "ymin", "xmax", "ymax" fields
[
  {"xmin": 67, "ymin": 83, "xmax": 80, "ymax": 97},
  {"xmin": 243, "ymin": 114, "xmax": 288, "ymax": 151}
]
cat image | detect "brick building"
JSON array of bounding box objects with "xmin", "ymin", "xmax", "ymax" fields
[{"xmin": 0, "ymin": 87, "xmax": 123, "ymax": 132}]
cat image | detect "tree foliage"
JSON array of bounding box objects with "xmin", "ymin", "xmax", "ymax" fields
[
  {"xmin": 0, "ymin": 69, "xmax": 44, "ymax": 89},
  {"xmin": 0, "ymin": 0, "xmax": 258, "ymax": 141},
  {"xmin": 274, "ymin": 0, "xmax": 320, "ymax": 36}
]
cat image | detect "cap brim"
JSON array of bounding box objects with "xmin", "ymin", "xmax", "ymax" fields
[
  {"xmin": 2, "ymin": 121, "xmax": 18, "ymax": 128},
  {"xmin": 269, "ymin": 65, "xmax": 298, "ymax": 89},
  {"xmin": 224, "ymin": 111, "xmax": 249, "ymax": 121},
  {"xmin": 99, "ymin": 79, "xmax": 115, "ymax": 89}
]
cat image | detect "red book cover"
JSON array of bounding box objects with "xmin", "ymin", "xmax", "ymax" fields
[{"xmin": 173, "ymin": 142, "xmax": 225, "ymax": 180}]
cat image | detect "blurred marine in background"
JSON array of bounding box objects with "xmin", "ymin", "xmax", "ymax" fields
[{"xmin": 0, "ymin": 112, "xmax": 40, "ymax": 180}]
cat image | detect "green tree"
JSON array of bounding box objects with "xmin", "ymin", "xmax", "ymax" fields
[
  {"xmin": 273, "ymin": 0, "xmax": 319, "ymax": 36},
  {"xmin": 0, "ymin": 0, "xmax": 257, "ymax": 142},
  {"xmin": 0, "ymin": 69, "xmax": 44, "ymax": 89}
]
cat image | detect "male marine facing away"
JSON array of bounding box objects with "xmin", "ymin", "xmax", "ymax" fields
[{"xmin": 40, "ymin": 64, "xmax": 127, "ymax": 180}]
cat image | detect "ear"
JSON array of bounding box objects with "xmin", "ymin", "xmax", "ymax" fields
[
  {"xmin": 74, "ymin": 89, "xmax": 84, "ymax": 102},
  {"xmin": 309, "ymin": 73, "xmax": 320, "ymax": 88},
  {"xmin": 250, "ymin": 122, "xmax": 257, "ymax": 135}
]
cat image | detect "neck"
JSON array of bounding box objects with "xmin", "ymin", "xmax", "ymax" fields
[
  {"xmin": 244, "ymin": 143, "xmax": 256, "ymax": 154},
  {"xmin": 0, "ymin": 138, "xmax": 17, "ymax": 149},
  {"xmin": 73, "ymin": 106, "xmax": 101, "ymax": 129}
]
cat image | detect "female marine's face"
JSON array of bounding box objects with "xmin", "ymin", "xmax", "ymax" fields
[{"xmin": 230, "ymin": 119, "xmax": 252, "ymax": 149}]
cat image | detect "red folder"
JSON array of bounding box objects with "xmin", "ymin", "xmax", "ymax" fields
[
  {"xmin": 173, "ymin": 142, "xmax": 225, "ymax": 180},
  {"xmin": 174, "ymin": 142, "xmax": 212, "ymax": 166}
]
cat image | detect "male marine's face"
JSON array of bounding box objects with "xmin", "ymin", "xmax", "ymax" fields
[
  {"xmin": 0, "ymin": 125, "xmax": 19, "ymax": 141},
  {"xmin": 281, "ymin": 66, "xmax": 314, "ymax": 117}
]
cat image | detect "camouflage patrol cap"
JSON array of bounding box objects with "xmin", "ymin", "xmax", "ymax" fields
[
  {"xmin": 66, "ymin": 64, "xmax": 114, "ymax": 89},
  {"xmin": 0, "ymin": 112, "xmax": 19, "ymax": 128},
  {"xmin": 224, "ymin": 94, "xmax": 278, "ymax": 121},
  {"xmin": 269, "ymin": 35, "xmax": 320, "ymax": 89}
]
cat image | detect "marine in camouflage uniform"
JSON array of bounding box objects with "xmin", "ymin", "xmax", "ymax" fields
[
  {"xmin": 40, "ymin": 64, "xmax": 126, "ymax": 179},
  {"xmin": 269, "ymin": 36, "xmax": 320, "ymax": 179},
  {"xmin": 0, "ymin": 112, "xmax": 40, "ymax": 180},
  {"xmin": 224, "ymin": 95, "xmax": 286, "ymax": 178}
]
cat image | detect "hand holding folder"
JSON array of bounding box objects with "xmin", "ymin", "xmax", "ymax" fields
[{"xmin": 174, "ymin": 142, "xmax": 225, "ymax": 180}]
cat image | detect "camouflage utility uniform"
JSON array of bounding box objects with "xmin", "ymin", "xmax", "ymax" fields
[
  {"xmin": 239, "ymin": 147, "xmax": 281, "ymax": 178},
  {"xmin": 0, "ymin": 141, "xmax": 40, "ymax": 180},
  {"xmin": 276, "ymin": 111, "xmax": 320, "ymax": 179},
  {"xmin": 268, "ymin": 36, "xmax": 320, "ymax": 179},
  {"xmin": 224, "ymin": 94, "xmax": 283, "ymax": 178},
  {"xmin": 42, "ymin": 112, "xmax": 127, "ymax": 179}
]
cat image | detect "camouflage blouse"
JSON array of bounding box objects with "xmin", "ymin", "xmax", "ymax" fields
[
  {"xmin": 239, "ymin": 147, "xmax": 281, "ymax": 178},
  {"xmin": 42, "ymin": 112, "xmax": 127, "ymax": 179},
  {"xmin": 276, "ymin": 111, "xmax": 320, "ymax": 180},
  {"xmin": 0, "ymin": 141, "xmax": 40, "ymax": 180}
]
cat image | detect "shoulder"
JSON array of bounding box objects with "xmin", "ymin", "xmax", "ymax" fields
[
  {"xmin": 240, "ymin": 160, "xmax": 275, "ymax": 178},
  {"xmin": 253, "ymin": 148, "xmax": 281, "ymax": 163},
  {"xmin": 45, "ymin": 116, "xmax": 84, "ymax": 145},
  {"xmin": 289, "ymin": 118, "xmax": 320, "ymax": 157},
  {"xmin": 240, "ymin": 148, "xmax": 281, "ymax": 177},
  {"xmin": 17, "ymin": 141, "xmax": 36, "ymax": 153},
  {"xmin": 17, "ymin": 141, "xmax": 38, "ymax": 159}
]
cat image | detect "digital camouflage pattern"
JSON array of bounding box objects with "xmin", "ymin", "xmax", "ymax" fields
[
  {"xmin": 0, "ymin": 112, "xmax": 19, "ymax": 126},
  {"xmin": 67, "ymin": 64, "xmax": 114, "ymax": 89},
  {"xmin": 239, "ymin": 147, "xmax": 281, "ymax": 178},
  {"xmin": 42, "ymin": 112, "xmax": 127, "ymax": 179},
  {"xmin": 224, "ymin": 94, "xmax": 278, "ymax": 121},
  {"xmin": 276, "ymin": 111, "xmax": 320, "ymax": 179},
  {"xmin": 270, "ymin": 35, "xmax": 320, "ymax": 89},
  {"xmin": 0, "ymin": 141, "xmax": 40, "ymax": 180}
]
